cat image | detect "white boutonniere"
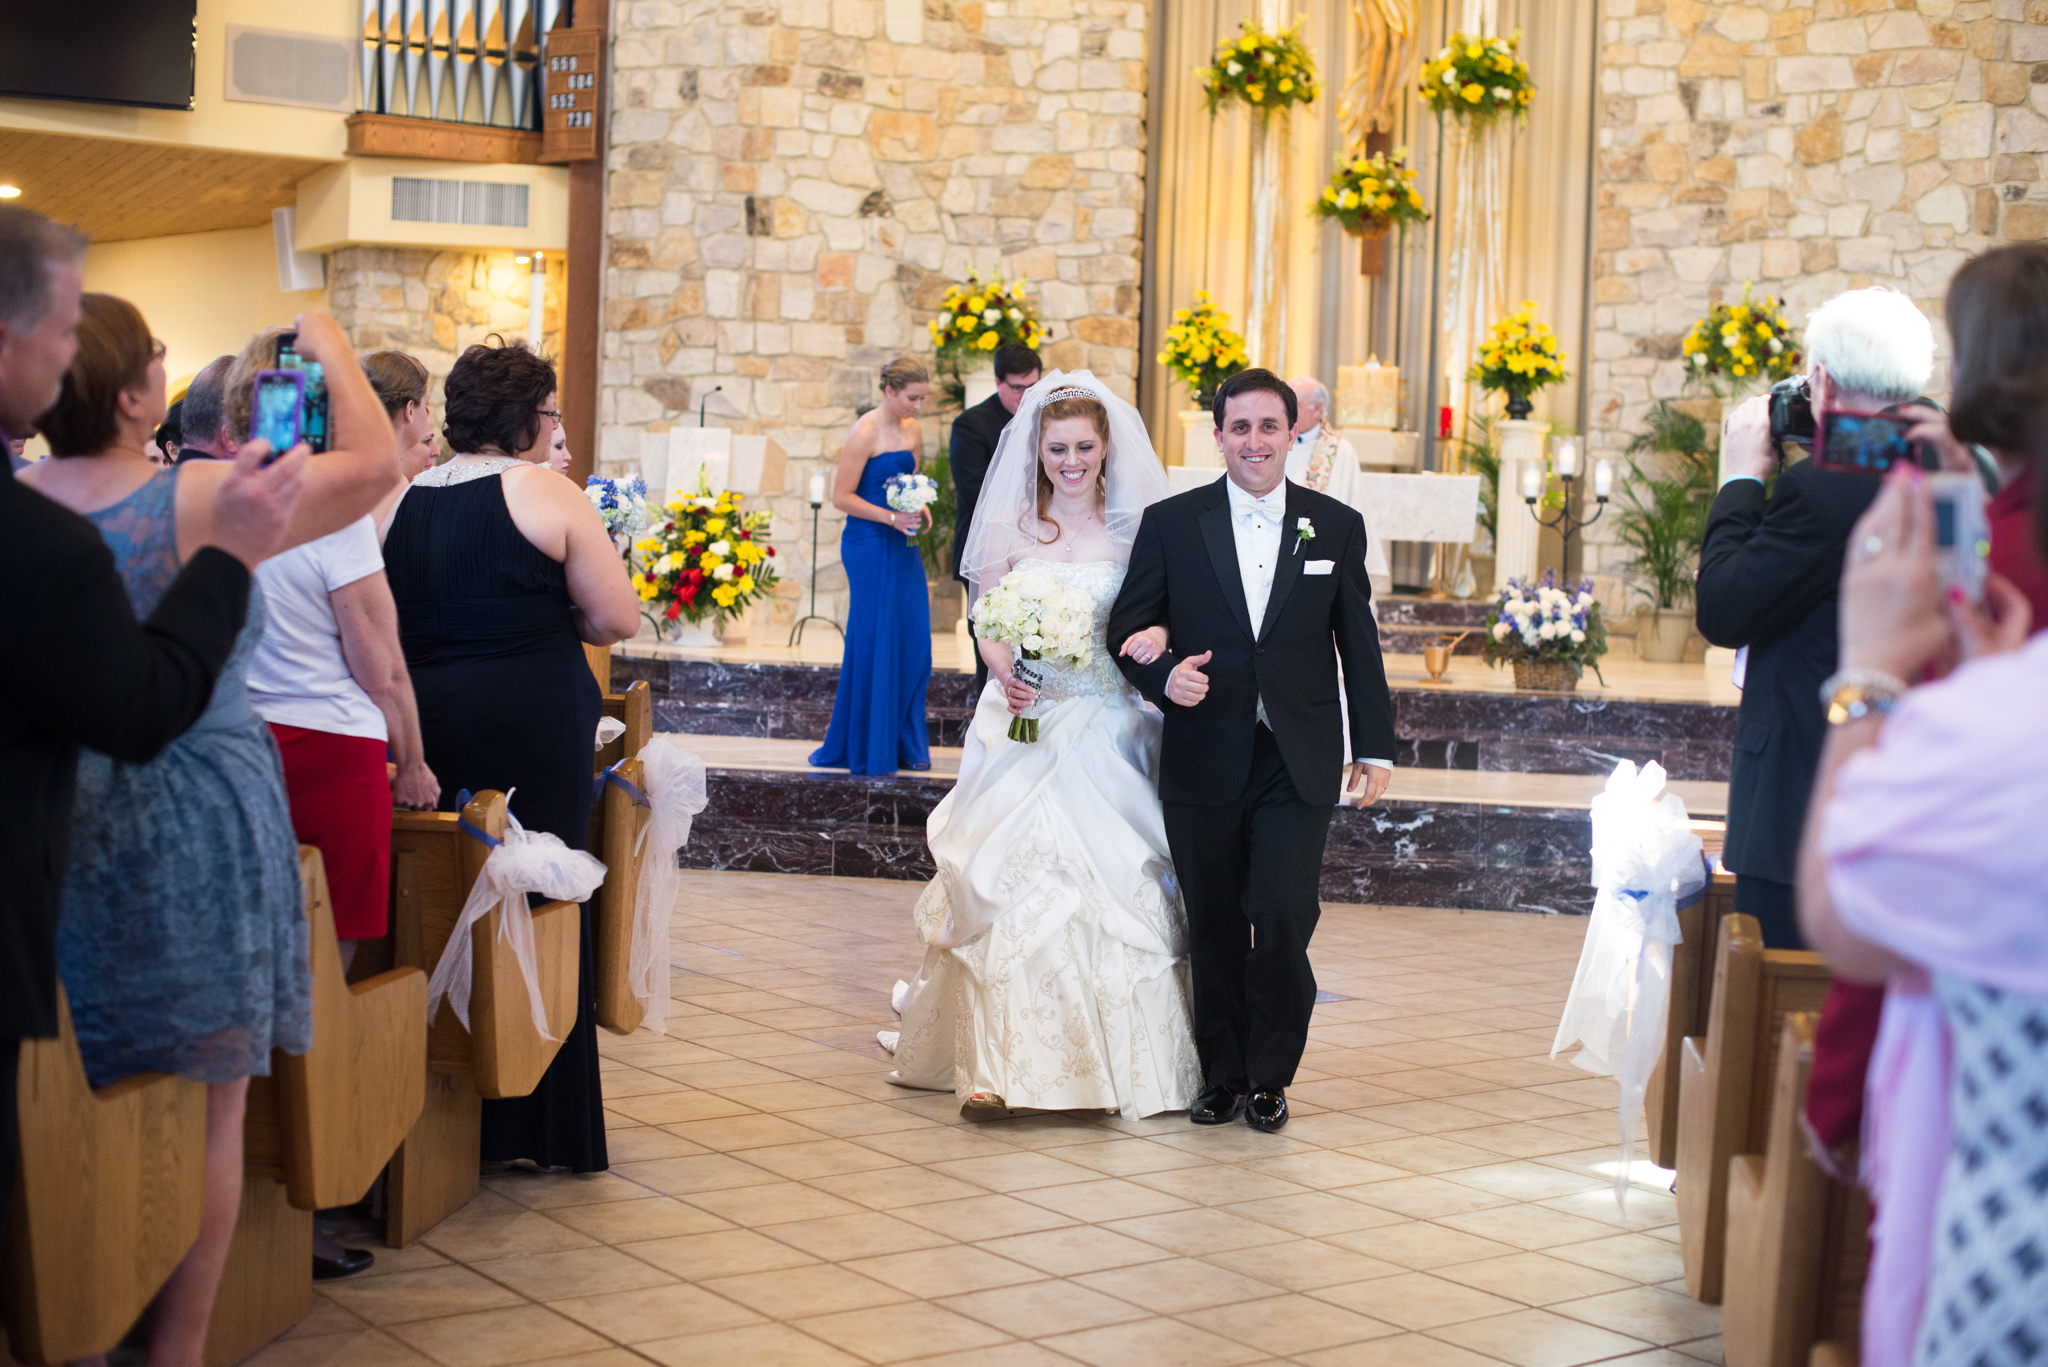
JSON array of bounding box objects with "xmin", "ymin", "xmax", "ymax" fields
[{"xmin": 1294, "ymin": 516, "xmax": 1314, "ymax": 555}]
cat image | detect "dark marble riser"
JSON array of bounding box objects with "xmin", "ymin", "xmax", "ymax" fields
[
  {"xmin": 620, "ymin": 655, "xmax": 1738, "ymax": 781},
  {"xmin": 1374, "ymin": 596, "xmax": 1495, "ymax": 628},
  {"xmin": 680, "ymin": 767, "xmax": 1596, "ymax": 915},
  {"xmin": 1377, "ymin": 625, "xmax": 1487, "ymax": 655}
]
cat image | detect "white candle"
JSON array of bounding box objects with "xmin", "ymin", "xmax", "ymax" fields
[
  {"xmin": 1520, "ymin": 461, "xmax": 1542, "ymax": 501},
  {"xmin": 1593, "ymin": 459, "xmax": 1614, "ymax": 499},
  {"xmin": 1552, "ymin": 435, "xmax": 1580, "ymax": 480},
  {"xmin": 808, "ymin": 473, "xmax": 826, "ymax": 505}
]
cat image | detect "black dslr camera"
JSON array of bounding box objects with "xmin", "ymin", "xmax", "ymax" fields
[{"xmin": 1768, "ymin": 376, "xmax": 1814, "ymax": 447}]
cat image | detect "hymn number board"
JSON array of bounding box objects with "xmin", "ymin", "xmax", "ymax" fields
[{"xmin": 540, "ymin": 28, "xmax": 602, "ymax": 163}]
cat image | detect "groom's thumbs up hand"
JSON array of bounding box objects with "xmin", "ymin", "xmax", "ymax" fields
[{"xmin": 1166, "ymin": 651, "xmax": 1212, "ymax": 708}]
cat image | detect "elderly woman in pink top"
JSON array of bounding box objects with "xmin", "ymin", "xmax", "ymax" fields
[{"xmin": 1796, "ymin": 456, "xmax": 2046, "ymax": 1367}]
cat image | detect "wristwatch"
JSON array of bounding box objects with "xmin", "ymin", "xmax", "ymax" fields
[{"xmin": 1819, "ymin": 669, "xmax": 1906, "ymax": 725}]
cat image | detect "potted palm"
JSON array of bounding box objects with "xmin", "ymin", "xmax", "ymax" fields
[{"xmin": 1611, "ymin": 402, "xmax": 1714, "ymax": 663}]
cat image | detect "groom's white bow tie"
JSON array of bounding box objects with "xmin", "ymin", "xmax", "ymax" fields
[{"xmin": 1238, "ymin": 490, "xmax": 1285, "ymax": 522}]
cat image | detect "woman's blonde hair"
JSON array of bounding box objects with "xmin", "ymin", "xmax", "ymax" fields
[
  {"xmin": 36, "ymin": 293, "xmax": 154, "ymax": 455},
  {"xmin": 360, "ymin": 350, "xmax": 429, "ymax": 419},
  {"xmin": 221, "ymin": 326, "xmax": 294, "ymax": 443},
  {"xmin": 1034, "ymin": 392, "xmax": 1110, "ymax": 543},
  {"xmin": 879, "ymin": 356, "xmax": 930, "ymax": 392}
]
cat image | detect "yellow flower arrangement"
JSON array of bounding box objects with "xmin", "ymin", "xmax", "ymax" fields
[
  {"xmin": 927, "ymin": 274, "xmax": 1047, "ymax": 363},
  {"xmin": 1468, "ymin": 301, "xmax": 1569, "ymax": 411},
  {"xmin": 1419, "ymin": 30, "xmax": 1533, "ymax": 122},
  {"xmin": 631, "ymin": 475, "xmax": 778, "ymax": 631},
  {"xmin": 1681, "ymin": 283, "xmax": 1801, "ymax": 389},
  {"xmin": 1199, "ymin": 19, "xmax": 1318, "ymax": 117},
  {"xmin": 1313, "ymin": 147, "xmax": 1430, "ymax": 237},
  {"xmin": 1157, "ymin": 292, "xmax": 1249, "ymax": 407}
]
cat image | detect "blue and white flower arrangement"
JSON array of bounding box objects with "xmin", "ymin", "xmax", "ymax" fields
[
  {"xmin": 1482, "ymin": 571, "xmax": 1608, "ymax": 684},
  {"xmin": 882, "ymin": 472, "xmax": 939, "ymax": 545},
  {"xmin": 586, "ymin": 474, "xmax": 649, "ymax": 550}
]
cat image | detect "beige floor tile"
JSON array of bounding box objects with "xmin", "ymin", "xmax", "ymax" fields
[
  {"xmin": 1105, "ymin": 1207, "xmax": 1298, "ymax": 1257},
  {"xmin": 1326, "ymin": 1220, "xmax": 1517, "ymax": 1269},
  {"xmin": 1437, "ymin": 1202, "xmax": 1632, "ymax": 1252},
  {"xmin": 620, "ymin": 1228, "xmax": 820, "ymax": 1279},
  {"xmin": 894, "ymin": 1344, "xmax": 1087, "ymax": 1367},
  {"xmin": 611, "ymin": 1153, "xmax": 783, "ymax": 1197},
  {"xmin": 1431, "ymin": 1308, "xmax": 1656, "ymax": 1367},
  {"xmin": 1673, "ymin": 1335, "xmax": 1724, "ymax": 1363},
  {"xmin": 1072, "ymin": 1257, "xmax": 1282, "ymax": 1314},
  {"xmin": 767, "ymin": 1210, "xmax": 957, "ymax": 1260},
  {"xmin": 1431, "ymin": 1251, "xmax": 1637, "ymax": 1307},
  {"xmin": 811, "ymin": 1165, "xmax": 1004, "ymax": 1212},
  {"xmin": 854, "ymin": 1125, "xmax": 1025, "ymax": 1165},
  {"xmin": 484, "ymin": 1171, "xmax": 659, "ymax": 1210},
  {"xmin": 1346, "ymin": 1175, "xmax": 1517, "ymax": 1219},
  {"xmin": 795, "ymin": 1300, "xmax": 1015, "ymax": 1362},
  {"xmin": 892, "ymin": 1192, "xmax": 1077, "ymax": 1240},
  {"xmin": 1548, "ymin": 1286, "xmax": 1725, "ymax": 1346},
  {"xmin": 1273, "ymin": 1113, "xmax": 1410, "ymax": 1149},
  {"xmin": 1442, "ymin": 1162, "xmax": 1610, "ymax": 1203},
  {"xmin": 739, "ymin": 1137, "xmax": 907, "ymax": 1180},
  {"xmin": 1310, "ymin": 1270, "xmax": 1524, "ymax": 1330},
  {"xmin": 975, "ymin": 1224, "xmax": 1174, "ymax": 1276},
  {"xmin": 317, "ymin": 1265, "xmax": 526, "ymax": 1327},
  {"xmin": 468, "ymin": 1245, "xmax": 675, "ymax": 1300},
  {"xmin": 1345, "ymin": 1136, "xmax": 1513, "ymax": 1175},
  {"xmin": 1539, "ymin": 1186, "xmax": 1680, "ymax": 1232},
  {"xmin": 683, "ymin": 1180, "xmax": 869, "ymax": 1226},
  {"xmin": 663, "ymin": 1112, "xmax": 832, "ymax": 1152},
  {"xmin": 1048, "ymin": 1138, "xmax": 1217, "ymax": 1176},
  {"xmin": 637, "ymin": 1321, "xmax": 865, "ymax": 1367},
  {"xmin": 938, "ymin": 1279, "xmax": 1147, "ymax": 1336},
  {"xmin": 776, "ymin": 1102, "xmax": 939, "ymax": 1138},
  {"xmin": 1235, "ymin": 1149, "xmax": 1411, "ymax": 1189},
  {"xmin": 1015, "ymin": 1176, "xmax": 1192, "ymax": 1221},
  {"xmin": 548, "ymin": 1281, "xmax": 765, "ymax": 1341},
  {"xmin": 284, "ymin": 1296, "xmax": 370, "ymax": 1340},
  {"xmin": 603, "ymin": 1127, "xmax": 715, "ymax": 1164},
  {"xmin": 1221, "ymin": 1190, "xmax": 1410, "ymax": 1238},
  {"xmin": 386, "ymin": 1304, "xmax": 610, "ymax": 1367},
  {"xmin": 242, "ymin": 1328, "xmax": 441, "ymax": 1366},
  {"xmin": 927, "ymin": 1150, "xmax": 1106, "ymax": 1193},
  {"xmin": 1291, "ymin": 1330, "xmax": 1506, "ymax": 1367},
  {"xmin": 411, "ymin": 1209, "xmax": 602, "ymax": 1267},
  {"xmin": 710, "ymin": 1078, "xmax": 871, "ymax": 1110},
  {"xmin": 1203, "ymin": 1239, "xmax": 1405, "ymax": 1291},
  {"xmin": 1038, "ymin": 1317, "xmax": 1268, "ymax": 1367},
  {"xmin": 541, "ymin": 1196, "xmax": 733, "ymax": 1245},
  {"xmin": 1542, "ymin": 1233, "xmax": 1689, "ymax": 1285},
  {"xmin": 606, "ymin": 1089, "xmax": 755, "ymax": 1125},
  {"xmin": 1128, "ymin": 1163, "xmax": 1312, "ymax": 1207},
  {"xmin": 703, "ymin": 1262, "xmax": 915, "ymax": 1318},
  {"xmin": 845, "ymin": 1245, "xmax": 1049, "ymax": 1298},
  {"xmin": 1180, "ymin": 1291, "xmax": 1400, "ymax": 1353}
]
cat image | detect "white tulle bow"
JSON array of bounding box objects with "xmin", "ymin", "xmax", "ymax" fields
[
  {"xmin": 1551, "ymin": 760, "xmax": 1706, "ymax": 1210},
  {"xmin": 628, "ymin": 738, "xmax": 709, "ymax": 1034},
  {"xmin": 426, "ymin": 797, "xmax": 609, "ymax": 1042},
  {"xmin": 595, "ymin": 716, "xmax": 628, "ymax": 750}
]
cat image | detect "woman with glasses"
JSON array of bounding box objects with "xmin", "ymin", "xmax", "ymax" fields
[
  {"xmin": 380, "ymin": 338, "xmax": 640, "ymax": 1173},
  {"xmin": 20, "ymin": 299, "xmax": 401, "ymax": 1360}
]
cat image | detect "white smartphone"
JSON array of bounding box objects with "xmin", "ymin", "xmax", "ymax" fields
[{"xmin": 1927, "ymin": 473, "xmax": 1990, "ymax": 605}]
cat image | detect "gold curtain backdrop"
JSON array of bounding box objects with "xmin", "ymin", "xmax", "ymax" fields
[{"xmin": 1140, "ymin": 0, "xmax": 1598, "ymax": 467}]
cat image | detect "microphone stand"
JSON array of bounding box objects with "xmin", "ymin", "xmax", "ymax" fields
[{"xmin": 788, "ymin": 490, "xmax": 843, "ymax": 647}]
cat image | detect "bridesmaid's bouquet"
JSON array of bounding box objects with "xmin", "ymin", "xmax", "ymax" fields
[
  {"xmin": 971, "ymin": 567, "xmax": 1097, "ymax": 742},
  {"xmin": 883, "ymin": 472, "xmax": 939, "ymax": 544},
  {"xmin": 585, "ymin": 474, "xmax": 649, "ymax": 552}
]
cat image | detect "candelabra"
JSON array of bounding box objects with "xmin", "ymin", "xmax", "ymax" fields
[
  {"xmin": 1520, "ymin": 435, "xmax": 1613, "ymax": 579},
  {"xmin": 788, "ymin": 482, "xmax": 843, "ymax": 647}
]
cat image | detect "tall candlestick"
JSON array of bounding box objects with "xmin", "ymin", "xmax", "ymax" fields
[
  {"xmin": 1520, "ymin": 461, "xmax": 1542, "ymax": 501},
  {"xmin": 808, "ymin": 472, "xmax": 826, "ymax": 505},
  {"xmin": 1593, "ymin": 459, "xmax": 1614, "ymax": 499},
  {"xmin": 1552, "ymin": 435, "xmax": 1581, "ymax": 480}
]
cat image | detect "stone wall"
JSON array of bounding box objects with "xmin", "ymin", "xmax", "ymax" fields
[
  {"xmin": 596, "ymin": 0, "xmax": 1150, "ymax": 607},
  {"xmin": 326, "ymin": 247, "xmax": 568, "ymax": 446},
  {"xmin": 1585, "ymin": 0, "xmax": 2045, "ymax": 593}
]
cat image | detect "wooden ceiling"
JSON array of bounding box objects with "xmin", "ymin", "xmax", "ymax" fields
[{"xmin": 0, "ymin": 131, "xmax": 332, "ymax": 243}]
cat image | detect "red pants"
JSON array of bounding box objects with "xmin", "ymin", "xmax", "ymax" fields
[{"xmin": 269, "ymin": 724, "xmax": 391, "ymax": 940}]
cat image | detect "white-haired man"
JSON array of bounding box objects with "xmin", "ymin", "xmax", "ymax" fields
[
  {"xmin": 1697, "ymin": 287, "xmax": 1935, "ymax": 950},
  {"xmin": 1285, "ymin": 376, "xmax": 1361, "ymax": 509}
]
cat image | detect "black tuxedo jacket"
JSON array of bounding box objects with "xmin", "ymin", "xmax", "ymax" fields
[
  {"xmin": 1695, "ymin": 458, "xmax": 1880, "ymax": 885},
  {"xmin": 948, "ymin": 393, "xmax": 1012, "ymax": 582},
  {"xmin": 1109, "ymin": 477, "xmax": 1397, "ymax": 807},
  {"xmin": 0, "ymin": 464, "xmax": 249, "ymax": 1040}
]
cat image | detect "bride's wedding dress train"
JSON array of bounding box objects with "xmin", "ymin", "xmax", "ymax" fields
[{"xmin": 891, "ymin": 560, "xmax": 1201, "ymax": 1118}]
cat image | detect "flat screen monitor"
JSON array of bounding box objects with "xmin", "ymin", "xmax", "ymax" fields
[{"xmin": 0, "ymin": 0, "xmax": 198, "ymax": 111}]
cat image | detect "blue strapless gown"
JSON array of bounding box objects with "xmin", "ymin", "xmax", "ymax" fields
[{"xmin": 810, "ymin": 450, "xmax": 932, "ymax": 775}]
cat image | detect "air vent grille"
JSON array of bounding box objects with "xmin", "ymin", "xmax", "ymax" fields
[{"xmin": 390, "ymin": 178, "xmax": 530, "ymax": 229}]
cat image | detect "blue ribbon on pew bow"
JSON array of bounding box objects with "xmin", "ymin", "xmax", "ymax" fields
[
  {"xmin": 595, "ymin": 763, "xmax": 652, "ymax": 809},
  {"xmin": 454, "ymin": 789, "xmax": 503, "ymax": 847}
]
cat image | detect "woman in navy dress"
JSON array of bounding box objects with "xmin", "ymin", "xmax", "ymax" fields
[{"xmin": 811, "ymin": 357, "xmax": 935, "ymax": 774}]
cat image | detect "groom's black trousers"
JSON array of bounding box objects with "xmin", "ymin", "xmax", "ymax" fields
[{"xmin": 1163, "ymin": 724, "xmax": 1332, "ymax": 1092}]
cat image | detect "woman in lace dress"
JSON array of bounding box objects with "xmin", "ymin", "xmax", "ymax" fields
[{"xmin": 889, "ymin": 374, "xmax": 1201, "ymax": 1120}]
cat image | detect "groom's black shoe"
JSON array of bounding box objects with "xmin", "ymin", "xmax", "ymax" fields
[
  {"xmin": 1244, "ymin": 1088, "xmax": 1289, "ymax": 1132},
  {"xmin": 1190, "ymin": 1084, "xmax": 1246, "ymax": 1125}
]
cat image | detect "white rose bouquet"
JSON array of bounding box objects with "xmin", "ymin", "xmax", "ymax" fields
[
  {"xmin": 883, "ymin": 472, "xmax": 939, "ymax": 544},
  {"xmin": 970, "ymin": 566, "xmax": 1097, "ymax": 741},
  {"xmin": 1481, "ymin": 570, "xmax": 1608, "ymax": 682}
]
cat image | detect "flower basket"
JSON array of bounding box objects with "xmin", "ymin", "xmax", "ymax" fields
[
  {"xmin": 1158, "ymin": 291, "xmax": 1248, "ymax": 411},
  {"xmin": 1201, "ymin": 20, "xmax": 1318, "ymax": 119},
  {"xmin": 1313, "ymin": 147, "xmax": 1430, "ymax": 239},
  {"xmin": 1682, "ymin": 283, "xmax": 1801, "ymax": 393},
  {"xmin": 632, "ymin": 475, "xmax": 779, "ymax": 639},
  {"xmin": 1511, "ymin": 659, "xmax": 1579, "ymax": 692},
  {"xmin": 1419, "ymin": 31, "xmax": 1533, "ymax": 123}
]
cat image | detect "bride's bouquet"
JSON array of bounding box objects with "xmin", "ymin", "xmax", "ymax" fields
[
  {"xmin": 971, "ymin": 567, "xmax": 1096, "ymax": 742},
  {"xmin": 883, "ymin": 472, "xmax": 939, "ymax": 544}
]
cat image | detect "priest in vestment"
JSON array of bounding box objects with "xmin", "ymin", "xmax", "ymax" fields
[{"xmin": 1286, "ymin": 376, "xmax": 1361, "ymax": 506}]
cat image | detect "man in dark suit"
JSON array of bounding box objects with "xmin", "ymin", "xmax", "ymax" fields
[
  {"xmin": 1696, "ymin": 287, "xmax": 1936, "ymax": 949},
  {"xmin": 1109, "ymin": 369, "xmax": 1396, "ymax": 1133},
  {"xmin": 950, "ymin": 344, "xmax": 1039, "ymax": 693},
  {"xmin": 0, "ymin": 204, "xmax": 305, "ymax": 1224}
]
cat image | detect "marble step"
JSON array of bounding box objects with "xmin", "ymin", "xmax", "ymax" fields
[{"xmin": 667, "ymin": 734, "xmax": 1728, "ymax": 917}]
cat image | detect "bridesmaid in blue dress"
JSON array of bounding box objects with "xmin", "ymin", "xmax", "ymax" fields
[{"xmin": 811, "ymin": 357, "xmax": 935, "ymax": 774}]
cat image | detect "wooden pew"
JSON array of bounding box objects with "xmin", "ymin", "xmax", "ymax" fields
[
  {"xmin": 1647, "ymin": 861, "xmax": 1737, "ymax": 1169},
  {"xmin": 591, "ymin": 676, "xmax": 653, "ymax": 1036},
  {"xmin": 1722, "ymin": 1012, "xmax": 1867, "ymax": 1367},
  {"xmin": 384, "ymin": 791, "xmax": 582, "ymax": 1247},
  {"xmin": 204, "ymin": 848, "xmax": 429, "ymax": 1366},
  {"xmin": 1, "ymin": 993, "xmax": 207, "ymax": 1367},
  {"xmin": 1676, "ymin": 912, "xmax": 1830, "ymax": 1303}
]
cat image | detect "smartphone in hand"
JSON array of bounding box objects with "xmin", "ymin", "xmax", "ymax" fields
[
  {"xmin": 1812, "ymin": 408, "xmax": 1928, "ymax": 475},
  {"xmin": 1928, "ymin": 472, "xmax": 1990, "ymax": 605},
  {"xmin": 250, "ymin": 370, "xmax": 305, "ymax": 466}
]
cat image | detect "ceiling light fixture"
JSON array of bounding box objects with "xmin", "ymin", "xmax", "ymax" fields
[
  {"xmin": 514, "ymin": 253, "xmax": 531, "ymax": 264},
  {"xmin": 0, "ymin": 185, "xmax": 21, "ymax": 199}
]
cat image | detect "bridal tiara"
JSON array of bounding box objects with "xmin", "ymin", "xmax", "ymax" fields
[{"xmin": 1045, "ymin": 385, "xmax": 1094, "ymax": 403}]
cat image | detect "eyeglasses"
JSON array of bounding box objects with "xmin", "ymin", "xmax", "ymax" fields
[
  {"xmin": 149, "ymin": 338, "xmax": 167, "ymax": 361},
  {"xmin": 538, "ymin": 408, "xmax": 562, "ymax": 421},
  {"xmin": 997, "ymin": 376, "xmax": 1036, "ymax": 394}
]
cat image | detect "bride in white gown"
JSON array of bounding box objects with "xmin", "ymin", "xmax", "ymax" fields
[{"xmin": 888, "ymin": 372, "xmax": 1202, "ymax": 1120}]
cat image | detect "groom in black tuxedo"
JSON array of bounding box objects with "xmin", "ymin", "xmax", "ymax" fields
[{"xmin": 1109, "ymin": 369, "xmax": 1396, "ymax": 1132}]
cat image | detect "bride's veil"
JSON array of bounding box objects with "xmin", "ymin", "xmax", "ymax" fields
[{"xmin": 956, "ymin": 369, "xmax": 1171, "ymax": 598}]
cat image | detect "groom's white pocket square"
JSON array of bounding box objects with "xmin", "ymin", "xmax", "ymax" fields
[{"xmin": 1304, "ymin": 560, "xmax": 1335, "ymax": 575}]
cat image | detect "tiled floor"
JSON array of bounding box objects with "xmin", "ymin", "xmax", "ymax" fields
[{"xmin": 267, "ymin": 873, "xmax": 1716, "ymax": 1367}]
